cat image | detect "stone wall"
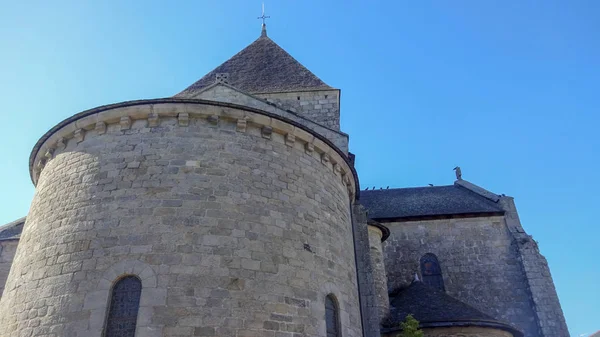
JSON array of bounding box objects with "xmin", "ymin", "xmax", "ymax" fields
[
  {"xmin": 382, "ymin": 216, "xmax": 540, "ymax": 337},
  {"xmin": 367, "ymin": 225, "xmax": 389, "ymax": 325},
  {"xmin": 351, "ymin": 204, "xmax": 379, "ymax": 337},
  {"xmin": 0, "ymin": 240, "xmax": 18, "ymax": 299},
  {"xmin": 0, "ymin": 102, "xmax": 362, "ymax": 336},
  {"xmin": 193, "ymin": 85, "xmax": 347, "ymax": 153},
  {"xmin": 499, "ymin": 196, "xmax": 570, "ymax": 337},
  {"xmin": 255, "ymin": 89, "xmax": 340, "ymax": 130}
]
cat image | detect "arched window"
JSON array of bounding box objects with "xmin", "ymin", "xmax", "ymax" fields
[
  {"xmin": 104, "ymin": 275, "xmax": 142, "ymax": 337},
  {"xmin": 420, "ymin": 253, "xmax": 445, "ymax": 291},
  {"xmin": 325, "ymin": 294, "xmax": 340, "ymax": 337}
]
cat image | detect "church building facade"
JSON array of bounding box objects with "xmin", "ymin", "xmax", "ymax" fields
[{"xmin": 0, "ymin": 24, "xmax": 569, "ymax": 337}]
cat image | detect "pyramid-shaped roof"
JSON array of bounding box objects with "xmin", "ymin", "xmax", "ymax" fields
[{"xmin": 176, "ymin": 34, "xmax": 332, "ymax": 97}]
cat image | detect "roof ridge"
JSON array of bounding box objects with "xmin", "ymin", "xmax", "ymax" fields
[
  {"xmin": 454, "ymin": 179, "xmax": 501, "ymax": 202},
  {"xmin": 453, "ymin": 184, "xmax": 503, "ymax": 211},
  {"xmin": 0, "ymin": 216, "xmax": 26, "ymax": 241},
  {"xmin": 359, "ymin": 183, "xmax": 505, "ymax": 219},
  {"xmin": 0, "ymin": 216, "xmax": 26, "ymax": 230}
]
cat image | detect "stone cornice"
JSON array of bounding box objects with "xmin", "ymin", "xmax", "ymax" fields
[
  {"xmin": 372, "ymin": 212, "xmax": 505, "ymax": 223},
  {"xmin": 187, "ymin": 82, "xmax": 348, "ymax": 138},
  {"xmin": 29, "ymin": 98, "xmax": 359, "ymax": 199},
  {"xmin": 251, "ymin": 87, "xmax": 341, "ymax": 95},
  {"xmin": 366, "ymin": 220, "xmax": 390, "ymax": 242}
]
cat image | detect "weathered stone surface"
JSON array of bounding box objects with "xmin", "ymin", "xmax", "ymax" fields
[
  {"xmin": 0, "ymin": 111, "xmax": 361, "ymax": 337},
  {"xmin": 382, "ymin": 216, "xmax": 542, "ymax": 337},
  {"xmin": 0, "ymin": 240, "xmax": 18, "ymax": 299},
  {"xmin": 178, "ymin": 113, "xmax": 189, "ymax": 126},
  {"xmin": 256, "ymin": 90, "xmax": 341, "ymax": 131},
  {"xmin": 120, "ymin": 116, "xmax": 132, "ymax": 130},
  {"xmin": 351, "ymin": 204, "xmax": 380, "ymax": 337},
  {"xmin": 499, "ymin": 196, "xmax": 570, "ymax": 337},
  {"xmin": 192, "ymin": 84, "xmax": 348, "ymax": 153},
  {"xmin": 367, "ymin": 225, "xmax": 389, "ymax": 325}
]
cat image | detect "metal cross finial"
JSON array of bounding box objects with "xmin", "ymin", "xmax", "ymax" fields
[
  {"xmin": 258, "ymin": 3, "xmax": 271, "ymax": 25},
  {"xmin": 257, "ymin": 3, "xmax": 270, "ymax": 37}
]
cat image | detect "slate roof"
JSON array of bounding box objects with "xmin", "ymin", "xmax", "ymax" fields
[
  {"xmin": 0, "ymin": 217, "xmax": 25, "ymax": 241},
  {"xmin": 176, "ymin": 35, "xmax": 332, "ymax": 97},
  {"xmin": 385, "ymin": 281, "xmax": 522, "ymax": 336},
  {"xmin": 360, "ymin": 185, "xmax": 504, "ymax": 220}
]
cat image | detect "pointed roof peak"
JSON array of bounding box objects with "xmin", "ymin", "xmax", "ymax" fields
[
  {"xmin": 261, "ymin": 23, "xmax": 267, "ymax": 37},
  {"xmin": 176, "ymin": 35, "xmax": 332, "ymax": 97}
]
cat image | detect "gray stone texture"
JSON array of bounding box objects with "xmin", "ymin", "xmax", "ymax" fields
[
  {"xmin": 499, "ymin": 196, "xmax": 570, "ymax": 337},
  {"xmin": 367, "ymin": 225, "xmax": 389, "ymax": 324},
  {"xmin": 255, "ymin": 90, "xmax": 341, "ymax": 130},
  {"xmin": 192, "ymin": 84, "xmax": 347, "ymax": 153},
  {"xmin": 350, "ymin": 204, "xmax": 380, "ymax": 337},
  {"xmin": 0, "ymin": 110, "xmax": 362, "ymax": 337},
  {"xmin": 382, "ymin": 216, "xmax": 541, "ymax": 337},
  {"xmin": 0, "ymin": 240, "xmax": 18, "ymax": 299}
]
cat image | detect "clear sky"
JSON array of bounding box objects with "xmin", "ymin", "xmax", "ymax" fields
[{"xmin": 0, "ymin": 1, "xmax": 598, "ymax": 335}]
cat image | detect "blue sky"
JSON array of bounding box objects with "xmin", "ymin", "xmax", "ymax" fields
[{"xmin": 0, "ymin": 1, "xmax": 598, "ymax": 335}]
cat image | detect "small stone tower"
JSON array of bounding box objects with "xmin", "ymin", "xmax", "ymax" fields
[{"xmin": 0, "ymin": 28, "xmax": 362, "ymax": 336}]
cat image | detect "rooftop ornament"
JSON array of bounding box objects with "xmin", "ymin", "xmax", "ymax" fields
[
  {"xmin": 453, "ymin": 166, "xmax": 462, "ymax": 180},
  {"xmin": 257, "ymin": 2, "xmax": 270, "ymax": 37}
]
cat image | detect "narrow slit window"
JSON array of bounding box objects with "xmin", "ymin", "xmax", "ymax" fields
[
  {"xmin": 104, "ymin": 275, "xmax": 142, "ymax": 337},
  {"xmin": 325, "ymin": 294, "xmax": 341, "ymax": 337},
  {"xmin": 420, "ymin": 253, "xmax": 445, "ymax": 291}
]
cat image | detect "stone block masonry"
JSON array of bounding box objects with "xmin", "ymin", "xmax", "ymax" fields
[
  {"xmin": 382, "ymin": 216, "xmax": 541, "ymax": 337},
  {"xmin": 193, "ymin": 85, "xmax": 348, "ymax": 153},
  {"xmin": 0, "ymin": 102, "xmax": 362, "ymax": 337},
  {"xmin": 0, "ymin": 240, "xmax": 18, "ymax": 299},
  {"xmin": 256, "ymin": 89, "xmax": 341, "ymax": 131},
  {"xmin": 499, "ymin": 196, "xmax": 570, "ymax": 337},
  {"xmin": 367, "ymin": 224, "xmax": 389, "ymax": 326},
  {"xmin": 351, "ymin": 204, "xmax": 380, "ymax": 337}
]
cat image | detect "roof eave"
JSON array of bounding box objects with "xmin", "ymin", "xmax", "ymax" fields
[
  {"xmin": 0, "ymin": 237, "xmax": 21, "ymax": 242},
  {"xmin": 28, "ymin": 98, "xmax": 360, "ymax": 195},
  {"xmin": 382, "ymin": 319, "xmax": 523, "ymax": 337},
  {"xmin": 367, "ymin": 219, "xmax": 390, "ymax": 242},
  {"xmin": 250, "ymin": 87, "xmax": 339, "ymax": 95},
  {"xmin": 372, "ymin": 211, "xmax": 506, "ymax": 223}
]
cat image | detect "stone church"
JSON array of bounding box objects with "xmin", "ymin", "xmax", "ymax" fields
[{"xmin": 0, "ymin": 23, "xmax": 569, "ymax": 337}]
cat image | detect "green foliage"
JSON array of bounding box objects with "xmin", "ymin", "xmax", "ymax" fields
[{"xmin": 397, "ymin": 314, "xmax": 424, "ymax": 337}]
